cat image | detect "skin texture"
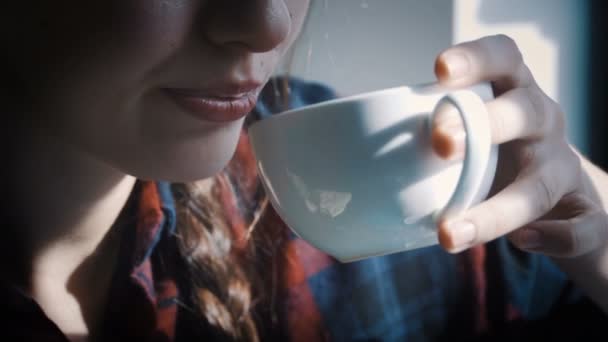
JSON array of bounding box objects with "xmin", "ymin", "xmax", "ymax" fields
[
  {"xmin": 431, "ymin": 35, "xmax": 605, "ymax": 256},
  {"xmin": 431, "ymin": 35, "xmax": 608, "ymax": 312},
  {"xmin": 2, "ymin": 2, "xmax": 608, "ymax": 340},
  {"xmin": 3, "ymin": 1, "xmax": 310, "ymax": 340},
  {"xmin": 10, "ymin": 0, "xmax": 309, "ymax": 182}
]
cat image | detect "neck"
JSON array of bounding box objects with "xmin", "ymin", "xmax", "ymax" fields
[
  {"xmin": 4, "ymin": 123, "xmax": 137, "ymax": 338},
  {"xmin": 9, "ymin": 129, "xmax": 136, "ymax": 268}
]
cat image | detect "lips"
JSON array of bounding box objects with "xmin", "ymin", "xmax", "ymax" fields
[{"xmin": 163, "ymin": 82, "xmax": 262, "ymax": 123}]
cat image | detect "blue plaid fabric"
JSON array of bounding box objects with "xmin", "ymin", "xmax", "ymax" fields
[
  {"xmin": 2, "ymin": 77, "xmax": 604, "ymax": 341},
  {"xmin": 252, "ymin": 77, "xmax": 602, "ymax": 341}
]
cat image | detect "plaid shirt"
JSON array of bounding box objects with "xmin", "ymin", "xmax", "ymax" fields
[
  {"xmin": 3, "ymin": 78, "xmax": 606, "ymax": 341},
  {"xmin": 2, "ymin": 181, "xmax": 180, "ymax": 341},
  {"xmin": 251, "ymin": 78, "xmax": 607, "ymax": 341}
]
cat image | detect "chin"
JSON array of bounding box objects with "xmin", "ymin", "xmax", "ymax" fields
[
  {"xmin": 133, "ymin": 144, "xmax": 238, "ymax": 183},
  {"xmin": 123, "ymin": 162, "xmax": 226, "ymax": 183},
  {"xmin": 128, "ymin": 125, "xmax": 244, "ymax": 183},
  {"xmin": 127, "ymin": 156, "xmax": 232, "ymax": 183}
]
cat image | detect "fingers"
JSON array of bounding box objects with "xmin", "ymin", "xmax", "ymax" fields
[
  {"xmin": 432, "ymin": 85, "xmax": 565, "ymax": 160},
  {"xmin": 432, "ymin": 34, "xmax": 596, "ymax": 259},
  {"xmin": 508, "ymin": 194, "xmax": 608, "ymax": 258},
  {"xmin": 484, "ymin": 86, "xmax": 564, "ymax": 142},
  {"xmin": 435, "ymin": 34, "xmax": 535, "ymax": 91},
  {"xmin": 438, "ymin": 155, "xmax": 579, "ymax": 253}
]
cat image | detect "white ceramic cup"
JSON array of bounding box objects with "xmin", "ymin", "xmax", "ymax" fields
[{"xmin": 249, "ymin": 83, "xmax": 498, "ymax": 262}]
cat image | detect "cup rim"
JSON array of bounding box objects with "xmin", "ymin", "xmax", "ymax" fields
[
  {"xmin": 249, "ymin": 81, "xmax": 492, "ymax": 132},
  {"xmin": 249, "ymin": 81, "xmax": 458, "ymax": 128}
]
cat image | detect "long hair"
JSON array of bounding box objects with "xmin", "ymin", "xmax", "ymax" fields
[
  {"xmin": 170, "ymin": 81, "xmax": 295, "ymax": 340},
  {"xmin": 168, "ymin": 4, "xmax": 318, "ymax": 338}
]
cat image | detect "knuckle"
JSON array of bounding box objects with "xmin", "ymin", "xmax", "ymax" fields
[
  {"xmin": 494, "ymin": 33, "xmax": 518, "ymax": 48},
  {"xmin": 489, "ymin": 33, "xmax": 520, "ymax": 52},
  {"xmin": 524, "ymin": 87, "xmax": 553, "ymax": 137},
  {"xmin": 494, "ymin": 34, "xmax": 524, "ymax": 64},
  {"xmin": 517, "ymin": 144, "xmax": 537, "ymax": 168},
  {"xmin": 533, "ymin": 172, "xmax": 559, "ymax": 215}
]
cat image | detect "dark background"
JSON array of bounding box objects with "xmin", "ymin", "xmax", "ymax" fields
[{"xmin": 589, "ymin": 0, "xmax": 608, "ymax": 169}]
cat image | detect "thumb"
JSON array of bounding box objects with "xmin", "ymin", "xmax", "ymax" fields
[{"xmin": 508, "ymin": 193, "xmax": 608, "ymax": 258}]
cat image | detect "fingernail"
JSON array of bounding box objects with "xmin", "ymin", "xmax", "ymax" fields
[
  {"xmin": 435, "ymin": 123, "xmax": 466, "ymax": 160},
  {"xmin": 442, "ymin": 52, "xmax": 470, "ymax": 80},
  {"xmin": 437, "ymin": 122, "xmax": 465, "ymax": 140},
  {"xmin": 442, "ymin": 220, "xmax": 476, "ymax": 251},
  {"xmin": 517, "ymin": 229, "xmax": 543, "ymax": 249}
]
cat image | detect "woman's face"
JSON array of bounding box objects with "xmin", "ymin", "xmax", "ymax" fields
[{"xmin": 9, "ymin": 1, "xmax": 309, "ymax": 181}]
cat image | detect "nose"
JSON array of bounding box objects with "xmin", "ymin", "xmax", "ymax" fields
[{"xmin": 202, "ymin": 0, "xmax": 292, "ymax": 53}]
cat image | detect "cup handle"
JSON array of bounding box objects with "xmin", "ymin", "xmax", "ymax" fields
[{"xmin": 430, "ymin": 89, "xmax": 496, "ymax": 221}]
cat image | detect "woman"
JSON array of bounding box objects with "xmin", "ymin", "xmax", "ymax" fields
[{"xmin": 2, "ymin": 1, "xmax": 607, "ymax": 341}]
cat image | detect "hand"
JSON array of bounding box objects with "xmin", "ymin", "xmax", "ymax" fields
[{"xmin": 432, "ymin": 35, "xmax": 608, "ymax": 257}]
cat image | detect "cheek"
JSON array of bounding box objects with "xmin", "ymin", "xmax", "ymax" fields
[
  {"xmin": 117, "ymin": 1, "xmax": 198, "ymax": 64},
  {"xmin": 109, "ymin": 98, "xmax": 246, "ymax": 182},
  {"xmin": 30, "ymin": 1, "xmax": 198, "ymax": 96},
  {"xmin": 31, "ymin": 1, "xmax": 202, "ymax": 158},
  {"xmin": 59, "ymin": 87, "xmax": 245, "ymax": 182},
  {"xmin": 21, "ymin": 0, "xmax": 305, "ymax": 181}
]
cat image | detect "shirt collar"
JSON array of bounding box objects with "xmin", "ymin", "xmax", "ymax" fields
[{"xmin": 132, "ymin": 181, "xmax": 176, "ymax": 266}]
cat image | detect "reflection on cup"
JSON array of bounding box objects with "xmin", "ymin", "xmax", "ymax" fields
[{"xmin": 250, "ymin": 82, "xmax": 497, "ymax": 262}]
